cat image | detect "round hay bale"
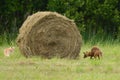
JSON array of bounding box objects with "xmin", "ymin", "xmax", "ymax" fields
[{"xmin": 16, "ymin": 11, "xmax": 82, "ymax": 59}]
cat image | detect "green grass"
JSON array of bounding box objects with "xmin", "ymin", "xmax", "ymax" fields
[{"xmin": 0, "ymin": 41, "xmax": 120, "ymax": 80}]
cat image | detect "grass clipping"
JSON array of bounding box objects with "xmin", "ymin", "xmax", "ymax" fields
[{"xmin": 16, "ymin": 11, "xmax": 82, "ymax": 59}]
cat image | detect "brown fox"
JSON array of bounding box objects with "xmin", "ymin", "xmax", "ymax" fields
[{"xmin": 83, "ymin": 46, "xmax": 102, "ymax": 59}]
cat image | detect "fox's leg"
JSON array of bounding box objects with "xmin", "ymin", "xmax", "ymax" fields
[
  {"xmin": 90, "ymin": 56, "xmax": 92, "ymax": 59},
  {"xmin": 94, "ymin": 56, "xmax": 97, "ymax": 59},
  {"xmin": 93, "ymin": 53, "xmax": 96, "ymax": 59},
  {"xmin": 98, "ymin": 55, "xmax": 100, "ymax": 59},
  {"xmin": 100, "ymin": 52, "xmax": 102, "ymax": 57}
]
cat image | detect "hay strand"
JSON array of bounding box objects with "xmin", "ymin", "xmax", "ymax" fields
[{"xmin": 16, "ymin": 11, "xmax": 82, "ymax": 59}]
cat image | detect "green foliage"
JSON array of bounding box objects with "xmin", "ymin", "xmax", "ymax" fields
[
  {"xmin": 0, "ymin": 0, "xmax": 48, "ymax": 34},
  {"xmin": 0, "ymin": 0, "xmax": 120, "ymax": 43},
  {"xmin": 47, "ymin": 0, "xmax": 120, "ymax": 41}
]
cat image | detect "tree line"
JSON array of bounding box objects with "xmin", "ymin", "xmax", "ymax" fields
[{"xmin": 0, "ymin": 0, "xmax": 120, "ymax": 41}]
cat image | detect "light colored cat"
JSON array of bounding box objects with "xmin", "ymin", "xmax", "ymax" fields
[{"xmin": 4, "ymin": 47, "xmax": 15, "ymax": 56}]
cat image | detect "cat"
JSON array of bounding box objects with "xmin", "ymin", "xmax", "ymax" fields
[{"xmin": 4, "ymin": 47, "xmax": 15, "ymax": 56}]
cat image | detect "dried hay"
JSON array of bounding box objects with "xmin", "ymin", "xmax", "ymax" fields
[{"xmin": 16, "ymin": 11, "xmax": 82, "ymax": 59}]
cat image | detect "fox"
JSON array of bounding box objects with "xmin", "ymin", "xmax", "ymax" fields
[
  {"xmin": 83, "ymin": 46, "xmax": 102, "ymax": 59},
  {"xmin": 4, "ymin": 47, "xmax": 15, "ymax": 57}
]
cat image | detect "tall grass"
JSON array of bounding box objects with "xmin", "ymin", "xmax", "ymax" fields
[
  {"xmin": 82, "ymin": 32, "xmax": 120, "ymax": 46},
  {"xmin": 0, "ymin": 32, "xmax": 17, "ymax": 46},
  {"xmin": 0, "ymin": 34, "xmax": 120, "ymax": 80}
]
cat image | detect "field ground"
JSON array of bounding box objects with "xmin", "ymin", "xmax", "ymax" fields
[{"xmin": 0, "ymin": 43, "xmax": 120, "ymax": 80}]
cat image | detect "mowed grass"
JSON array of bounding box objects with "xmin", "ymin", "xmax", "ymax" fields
[{"xmin": 0, "ymin": 42, "xmax": 120, "ymax": 80}]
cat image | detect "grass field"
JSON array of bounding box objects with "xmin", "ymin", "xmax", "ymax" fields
[{"xmin": 0, "ymin": 41, "xmax": 120, "ymax": 80}]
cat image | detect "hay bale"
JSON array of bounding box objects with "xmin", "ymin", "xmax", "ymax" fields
[{"xmin": 16, "ymin": 11, "xmax": 82, "ymax": 59}]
